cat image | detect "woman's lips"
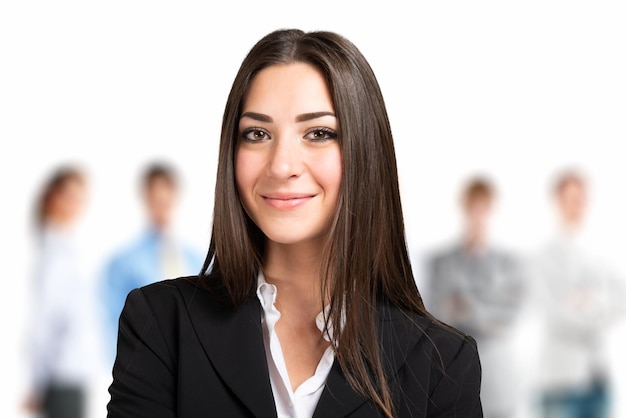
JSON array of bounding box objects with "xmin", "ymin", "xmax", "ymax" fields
[{"xmin": 261, "ymin": 193, "xmax": 315, "ymax": 210}]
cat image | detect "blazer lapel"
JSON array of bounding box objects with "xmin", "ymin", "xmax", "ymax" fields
[
  {"xmin": 180, "ymin": 280, "xmax": 431, "ymax": 418},
  {"xmin": 313, "ymin": 302, "xmax": 430, "ymax": 417},
  {"xmin": 313, "ymin": 361, "xmax": 370, "ymax": 418},
  {"xmin": 181, "ymin": 282, "xmax": 277, "ymax": 418}
]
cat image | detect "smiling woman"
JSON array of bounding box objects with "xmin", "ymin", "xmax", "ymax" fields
[
  {"xmin": 236, "ymin": 63, "xmax": 342, "ymax": 247},
  {"xmin": 106, "ymin": 28, "xmax": 483, "ymax": 418}
]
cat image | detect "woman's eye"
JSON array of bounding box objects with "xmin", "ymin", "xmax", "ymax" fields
[
  {"xmin": 241, "ymin": 129, "xmax": 269, "ymax": 142},
  {"xmin": 305, "ymin": 128, "xmax": 338, "ymax": 142}
]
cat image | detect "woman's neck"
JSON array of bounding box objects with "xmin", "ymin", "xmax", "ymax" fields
[
  {"xmin": 45, "ymin": 216, "xmax": 75, "ymax": 231},
  {"xmin": 263, "ymin": 240, "xmax": 323, "ymax": 320},
  {"xmin": 262, "ymin": 240, "xmax": 331, "ymax": 392}
]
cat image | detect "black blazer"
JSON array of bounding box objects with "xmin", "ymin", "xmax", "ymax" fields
[{"xmin": 107, "ymin": 277, "xmax": 482, "ymax": 417}]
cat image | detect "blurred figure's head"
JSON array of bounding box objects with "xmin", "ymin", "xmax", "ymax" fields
[
  {"xmin": 553, "ymin": 169, "xmax": 587, "ymax": 231},
  {"xmin": 460, "ymin": 177, "xmax": 495, "ymax": 248},
  {"xmin": 36, "ymin": 165, "xmax": 87, "ymax": 230},
  {"xmin": 141, "ymin": 162, "xmax": 179, "ymax": 230}
]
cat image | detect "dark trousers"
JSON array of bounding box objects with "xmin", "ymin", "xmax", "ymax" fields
[
  {"xmin": 541, "ymin": 381, "xmax": 609, "ymax": 418},
  {"xmin": 43, "ymin": 385, "xmax": 85, "ymax": 418}
]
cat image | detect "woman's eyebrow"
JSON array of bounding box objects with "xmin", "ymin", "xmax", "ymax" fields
[
  {"xmin": 240, "ymin": 112, "xmax": 272, "ymax": 122},
  {"xmin": 240, "ymin": 111, "xmax": 336, "ymax": 123},
  {"xmin": 295, "ymin": 111, "xmax": 336, "ymax": 122}
]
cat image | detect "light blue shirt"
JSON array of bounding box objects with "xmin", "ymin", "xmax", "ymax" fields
[{"xmin": 100, "ymin": 228, "xmax": 204, "ymax": 363}]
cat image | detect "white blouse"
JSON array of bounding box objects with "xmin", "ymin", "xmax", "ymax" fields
[{"xmin": 256, "ymin": 273, "xmax": 335, "ymax": 418}]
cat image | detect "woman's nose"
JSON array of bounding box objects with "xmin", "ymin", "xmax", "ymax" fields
[{"xmin": 266, "ymin": 135, "xmax": 303, "ymax": 180}]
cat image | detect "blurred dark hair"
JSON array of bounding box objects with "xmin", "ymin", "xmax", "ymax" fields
[
  {"xmin": 462, "ymin": 176, "xmax": 495, "ymax": 204},
  {"xmin": 35, "ymin": 165, "xmax": 85, "ymax": 229},
  {"xmin": 200, "ymin": 28, "xmax": 429, "ymax": 417},
  {"xmin": 141, "ymin": 161, "xmax": 178, "ymax": 190}
]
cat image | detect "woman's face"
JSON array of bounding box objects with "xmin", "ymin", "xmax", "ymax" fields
[
  {"xmin": 235, "ymin": 62, "xmax": 342, "ymax": 247},
  {"xmin": 50, "ymin": 178, "xmax": 86, "ymax": 224}
]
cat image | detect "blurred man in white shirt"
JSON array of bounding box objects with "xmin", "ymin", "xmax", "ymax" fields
[{"xmin": 530, "ymin": 169, "xmax": 626, "ymax": 418}]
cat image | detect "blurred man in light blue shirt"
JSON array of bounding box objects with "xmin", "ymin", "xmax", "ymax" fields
[{"xmin": 100, "ymin": 162, "xmax": 203, "ymax": 365}]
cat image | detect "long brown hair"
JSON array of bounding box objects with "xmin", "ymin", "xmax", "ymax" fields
[
  {"xmin": 201, "ymin": 29, "xmax": 429, "ymax": 417},
  {"xmin": 34, "ymin": 165, "xmax": 85, "ymax": 230}
]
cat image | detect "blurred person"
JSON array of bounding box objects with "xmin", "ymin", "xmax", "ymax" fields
[
  {"xmin": 529, "ymin": 169, "xmax": 626, "ymax": 418},
  {"xmin": 100, "ymin": 162, "xmax": 203, "ymax": 365},
  {"xmin": 424, "ymin": 176, "xmax": 526, "ymax": 418},
  {"xmin": 23, "ymin": 165, "xmax": 90, "ymax": 418}
]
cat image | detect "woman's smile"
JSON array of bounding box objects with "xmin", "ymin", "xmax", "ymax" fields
[{"xmin": 261, "ymin": 192, "xmax": 316, "ymax": 210}]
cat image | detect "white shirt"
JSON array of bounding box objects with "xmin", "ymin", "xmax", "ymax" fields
[
  {"xmin": 28, "ymin": 225, "xmax": 93, "ymax": 394},
  {"xmin": 256, "ymin": 273, "xmax": 335, "ymax": 418},
  {"xmin": 529, "ymin": 232, "xmax": 626, "ymax": 391}
]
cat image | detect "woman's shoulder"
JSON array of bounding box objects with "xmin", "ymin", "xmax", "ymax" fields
[
  {"xmin": 132, "ymin": 275, "xmax": 199, "ymax": 298},
  {"xmin": 380, "ymin": 304, "xmax": 479, "ymax": 373},
  {"xmin": 382, "ymin": 302, "xmax": 476, "ymax": 344},
  {"xmin": 399, "ymin": 313, "xmax": 483, "ymax": 414},
  {"xmin": 421, "ymin": 316, "xmax": 478, "ymax": 354},
  {"xmin": 381, "ymin": 305, "xmax": 482, "ymax": 409},
  {"xmin": 125, "ymin": 275, "xmax": 234, "ymax": 316}
]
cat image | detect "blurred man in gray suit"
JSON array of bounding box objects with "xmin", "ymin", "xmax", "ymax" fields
[{"xmin": 424, "ymin": 176, "xmax": 526, "ymax": 418}]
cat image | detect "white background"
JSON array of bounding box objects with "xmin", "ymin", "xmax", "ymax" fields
[{"xmin": 2, "ymin": 1, "xmax": 626, "ymax": 417}]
